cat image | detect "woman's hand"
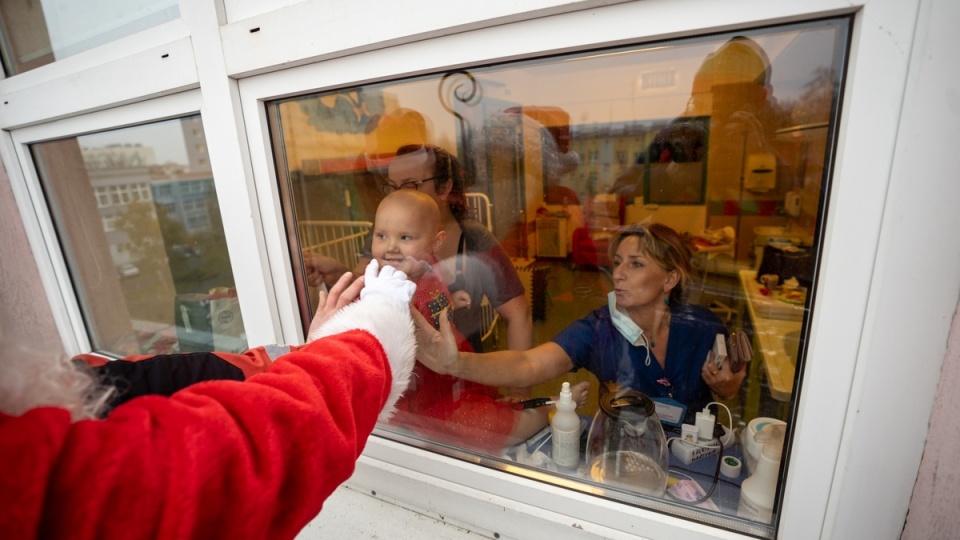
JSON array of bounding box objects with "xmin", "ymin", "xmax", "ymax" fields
[
  {"xmin": 306, "ymin": 271, "xmax": 364, "ymax": 341},
  {"xmin": 701, "ymin": 351, "xmax": 747, "ymax": 400},
  {"xmin": 412, "ymin": 308, "xmax": 460, "ymax": 376}
]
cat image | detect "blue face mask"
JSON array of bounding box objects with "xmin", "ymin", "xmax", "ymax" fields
[{"xmin": 608, "ymin": 291, "xmax": 653, "ymax": 366}]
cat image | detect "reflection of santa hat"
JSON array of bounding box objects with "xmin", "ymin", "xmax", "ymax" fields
[
  {"xmin": 364, "ymin": 108, "xmax": 432, "ymax": 172},
  {"xmin": 691, "ymin": 37, "xmax": 771, "ymax": 95}
]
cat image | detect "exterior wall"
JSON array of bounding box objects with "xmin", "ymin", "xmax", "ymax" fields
[
  {"xmin": 0, "ymin": 162, "xmax": 61, "ymax": 352},
  {"xmin": 903, "ymin": 302, "xmax": 960, "ymax": 538}
]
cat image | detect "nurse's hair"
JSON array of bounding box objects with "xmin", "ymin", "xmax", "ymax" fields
[
  {"xmin": 0, "ymin": 340, "xmax": 114, "ymax": 422},
  {"xmin": 608, "ymin": 223, "xmax": 693, "ymax": 305}
]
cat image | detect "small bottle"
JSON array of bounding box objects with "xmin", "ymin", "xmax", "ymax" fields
[
  {"xmin": 738, "ymin": 424, "xmax": 786, "ymax": 523},
  {"xmin": 551, "ymin": 382, "xmax": 580, "ymax": 469}
]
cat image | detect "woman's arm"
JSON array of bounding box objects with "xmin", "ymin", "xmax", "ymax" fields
[
  {"xmin": 497, "ymin": 294, "xmax": 532, "ymax": 351},
  {"xmin": 495, "ymin": 294, "xmax": 534, "ymax": 399},
  {"xmin": 414, "ymin": 309, "xmax": 573, "ymax": 388}
]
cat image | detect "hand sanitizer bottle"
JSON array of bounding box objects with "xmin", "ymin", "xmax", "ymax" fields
[{"xmin": 551, "ymin": 382, "xmax": 580, "ymax": 469}]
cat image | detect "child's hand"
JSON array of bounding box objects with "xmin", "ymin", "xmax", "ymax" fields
[
  {"xmin": 451, "ymin": 290, "xmax": 472, "ymax": 309},
  {"xmin": 303, "ymin": 253, "xmax": 350, "ymax": 287},
  {"xmin": 567, "ymin": 381, "xmax": 591, "ymax": 408}
]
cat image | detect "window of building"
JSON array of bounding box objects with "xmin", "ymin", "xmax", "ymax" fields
[
  {"xmin": 0, "ymin": 0, "xmax": 179, "ymax": 76},
  {"xmin": 266, "ymin": 18, "xmax": 848, "ymax": 537},
  {"xmin": 30, "ymin": 116, "xmax": 245, "ymax": 357}
]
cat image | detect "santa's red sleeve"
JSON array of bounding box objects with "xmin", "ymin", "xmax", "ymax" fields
[{"xmin": 0, "ymin": 300, "xmax": 415, "ymax": 539}]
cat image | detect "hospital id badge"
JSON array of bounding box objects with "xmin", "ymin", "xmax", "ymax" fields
[{"xmin": 651, "ymin": 397, "xmax": 687, "ymax": 428}]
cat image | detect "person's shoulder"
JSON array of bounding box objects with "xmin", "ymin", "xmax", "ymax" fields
[
  {"xmin": 460, "ymin": 218, "xmax": 493, "ymax": 237},
  {"xmin": 460, "ymin": 219, "xmax": 500, "ymax": 251}
]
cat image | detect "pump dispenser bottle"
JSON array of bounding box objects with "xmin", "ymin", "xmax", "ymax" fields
[
  {"xmin": 551, "ymin": 382, "xmax": 580, "ymax": 469},
  {"xmin": 737, "ymin": 423, "xmax": 786, "ymax": 523}
]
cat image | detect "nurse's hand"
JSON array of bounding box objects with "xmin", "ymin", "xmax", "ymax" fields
[
  {"xmin": 412, "ymin": 307, "xmax": 460, "ymax": 376},
  {"xmin": 701, "ymin": 351, "xmax": 747, "ymax": 400}
]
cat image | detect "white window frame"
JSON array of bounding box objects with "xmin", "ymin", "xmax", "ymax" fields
[{"xmin": 1, "ymin": 0, "xmax": 956, "ymax": 538}]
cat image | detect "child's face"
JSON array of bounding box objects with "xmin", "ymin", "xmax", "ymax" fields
[{"xmin": 372, "ymin": 200, "xmax": 442, "ymax": 266}]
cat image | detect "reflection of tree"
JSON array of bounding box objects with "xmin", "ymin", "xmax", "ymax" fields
[
  {"xmin": 298, "ymin": 90, "xmax": 385, "ymax": 134},
  {"xmin": 158, "ymin": 195, "xmax": 233, "ymax": 294},
  {"xmin": 114, "ymin": 201, "xmax": 176, "ymax": 326},
  {"xmin": 782, "ymin": 67, "xmax": 835, "ymax": 126},
  {"xmin": 192, "ymin": 195, "xmax": 234, "ymax": 289},
  {"xmin": 116, "ymin": 198, "xmax": 235, "ymax": 296},
  {"xmin": 116, "ymin": 201, "xmax": 172, "ymax": 276}
]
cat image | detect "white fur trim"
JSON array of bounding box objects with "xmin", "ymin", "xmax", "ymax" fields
[{"xmin": 312, "ymin": 299, "xmax": 415, "ymax": 423}]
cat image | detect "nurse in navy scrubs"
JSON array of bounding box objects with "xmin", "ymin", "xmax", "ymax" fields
[{"xmin": 414, "ymin": 222, "xmax": 745, "ymax": 423}]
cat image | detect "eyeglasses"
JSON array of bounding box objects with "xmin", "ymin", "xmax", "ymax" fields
[{"xmin": 379, "ymin": 177, "xmax": 436, "ymax": 195}]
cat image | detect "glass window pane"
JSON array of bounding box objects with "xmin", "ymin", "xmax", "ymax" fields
[
  {"xmin": 269, "ymin": 18, "xmax": 849, "ymax": 536},
  {"xmin": 32, "ymin": 116, "xmax": 245, "ymax": 356},
  {"xmin": 0, "ymin": 0, "xmax": 179, "ymax": 76}
]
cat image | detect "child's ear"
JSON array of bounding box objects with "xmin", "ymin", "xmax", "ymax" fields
[{"xmin": 434, "ymin": 230, "xmax": 447, "ymax": 251}]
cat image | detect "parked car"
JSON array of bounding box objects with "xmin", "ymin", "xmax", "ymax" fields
[{"xmin": 118, "ymin": 263, "xmax": 140, "ymax": 278}]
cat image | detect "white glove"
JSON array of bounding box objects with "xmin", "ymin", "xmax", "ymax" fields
[{"xmin": 360, "ymin": 259, "xmax": 416, "ymax": 309}]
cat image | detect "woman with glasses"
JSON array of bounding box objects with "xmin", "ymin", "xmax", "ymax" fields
[
  {"xmin": 382, "ymin": 145, "xmax": 531, "ymax": 360},
  {"xmin": 306, "ymin": 144, "xmax": 531, "ymax": 363}
]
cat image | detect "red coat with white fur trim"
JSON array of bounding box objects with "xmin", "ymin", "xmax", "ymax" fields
[{"xmin": 0, "ymin": 330, "xmax": 395, "ymax": 539}]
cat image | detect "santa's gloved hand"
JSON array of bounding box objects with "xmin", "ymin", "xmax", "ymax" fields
[{"xmin": 360, "ymin": 259, "xmax": 415, "ymax": 309}]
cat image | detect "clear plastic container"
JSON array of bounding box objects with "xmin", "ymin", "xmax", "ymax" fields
[{"xmin": 585, "ymin": 390, "xmax": 668, "ymax": 496}]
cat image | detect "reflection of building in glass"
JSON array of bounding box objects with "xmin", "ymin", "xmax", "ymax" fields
[
  {"xmin": 569, "ymin": 121, "xmax": 653, "ymax": 196},
  {"xmin": 83, "ymin": 143, "xmax": 157, "ymax": 169},
  {"xmin": 84, "ymin": 146, "xmax": 160, "ymax": 269},
  {"xmin": 150, "ymin": 176, "xmax": 216, "ymax": 234},
  {"xmin": 180, "ymin": 116, "xmax": 211, "ymax": 173},
  {"xmin": 82, "ymin": 139, "xmax": 217, "ymax": 271}
]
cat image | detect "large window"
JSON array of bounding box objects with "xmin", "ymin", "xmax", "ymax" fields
[
  {"xmin": 31, "ymin": 116, "xmax": 245, "ymax": 357},
  {"xmin": 268, "ymin": 19, "xmax": 849, "ymax": 536},
  {"xmin": 0, "ymin": 0, "xmax": 178, "ymax": 75}
]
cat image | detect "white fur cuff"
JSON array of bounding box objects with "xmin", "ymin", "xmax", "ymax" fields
[{"xmin": 311, "ymin": 299, "xmax": 415, "ymax": 423}]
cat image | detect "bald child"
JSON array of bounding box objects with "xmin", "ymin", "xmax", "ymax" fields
[{"xmin": 372, "ymin": 190, "xmax": 580, "ymax": 452}]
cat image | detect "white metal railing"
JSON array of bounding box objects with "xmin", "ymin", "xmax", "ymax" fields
[
  {"xmin": 465, "ymin": 192, "xmax": 500, "ymax": 348},
  {"xmin": 298, "ymin": 220, "xmax": 372, "ymax": 270},
  {"xmin": 465, "ymin": 192, "xmax": 492, "ymax": 232}
]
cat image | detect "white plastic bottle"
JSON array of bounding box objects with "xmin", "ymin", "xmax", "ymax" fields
[
  {"xmin": 551, "ymin": 382, "xmax": 580, "ymax": 469},
  {"xmin": 737, "ymin": 423, "xmax": 786, "ymax": 523}
]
